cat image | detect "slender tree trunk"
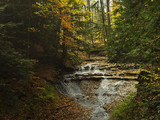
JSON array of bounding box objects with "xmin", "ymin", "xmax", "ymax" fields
[
  {"xmin": 91, "ymin": 9, "xmax": 94, "ymax": 47},
  {"xmin": 106, "ymin": 0, "xmax": 111, "ymax": 42},
  {"xmin": 107, "ymin": 0, "xmax": 111, "ymax": 28},
  {"xmin": 100, "ymin": 0, "xmax": 107, "ymax": 46},
  {"xmin": 62, "ymin": 30, "xmax": 67, "ymax": 63},
  {"xmin": 87, "ymin": 0, "xmax": 94, "ymax": 46},
  {"xmin": 55, "ymin": 19, "xmax": 61, "ymax": 57},
  {"xmin": 87, "ymin": 0, "xmax": 90, "ymax": 11}
]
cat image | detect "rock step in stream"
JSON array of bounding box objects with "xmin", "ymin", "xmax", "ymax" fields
[{"xmin": 59, "ymin": 58, "xmax": 139, "ymax": 120}]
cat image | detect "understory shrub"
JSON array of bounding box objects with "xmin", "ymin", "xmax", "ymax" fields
[{"xmin": 109, "ymin": 92, "xmax": 137, "ymax": 120}]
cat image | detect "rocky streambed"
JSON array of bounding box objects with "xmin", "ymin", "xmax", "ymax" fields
[{"xmin": 59, "ymin": 56, "xmax": 139, "ymax": 120}]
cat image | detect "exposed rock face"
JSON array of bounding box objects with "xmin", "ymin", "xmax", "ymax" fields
[{"xmin": 59, "ymin": 56, "xmax": 139, "ymax": 120}]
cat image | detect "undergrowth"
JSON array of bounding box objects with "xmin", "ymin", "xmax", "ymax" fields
[
  {"xmin": 109, "ymin": 92, "xmax": 137, "ymax": 120},
  {"xmin": 110, "ymin": 69, "xmax": 160, "ymax": 120}
]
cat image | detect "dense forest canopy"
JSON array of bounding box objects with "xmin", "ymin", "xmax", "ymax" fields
[
  {"xmin": 108, "ymin": 0, "xmax": 160, "ymax": 65},
  {"xmin": 0, "ymin": 0, "xmax": 160, "ymax": 119}
]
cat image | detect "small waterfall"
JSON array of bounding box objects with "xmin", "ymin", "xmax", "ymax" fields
[{"xmin": 59, "ymin": 60, "xmax": 137, "ymax": 120}]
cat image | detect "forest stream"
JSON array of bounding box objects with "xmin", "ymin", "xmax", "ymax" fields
[
  {"xmin": 59, "ymin": 56, "xmax": 139, "ymax": 120},
  {"xmin": 1, "ymin": 1, "xmax": 159, "ymax": 119}
]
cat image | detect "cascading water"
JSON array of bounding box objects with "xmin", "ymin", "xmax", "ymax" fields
[{"xmin": 60, "ymin": 60, "xmax": 138, "ymax": 120}]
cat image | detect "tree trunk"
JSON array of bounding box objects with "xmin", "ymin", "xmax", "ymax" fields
[
  {"xmin": 100, "ymin": 0, "xmax": 107, "ymax": 46},
  {"xmin": 106, "ymin": 0, "xmax": 111, "ymax": 42},
  {"xmin": 107, "ymin": 0, "xmax": 111, "ymax": 28},
  {"xmin": 62, "ymin": 32, "xmax": 67, "ymax": 63},
  {"xmin": 87, "ymin": 0, "xmax": 91, "ymax": 11},
  {"xmin": 55, "ymin": 18, "xmax": 61, "ymax": 57},
  {"xmin": 87, "ymin": 0, "xmax": 94, "ymax": 46}
]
